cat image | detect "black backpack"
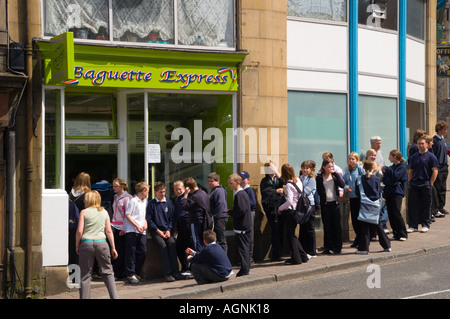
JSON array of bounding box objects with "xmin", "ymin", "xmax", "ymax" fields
[
  {"xmin": 68, "ymin": 196, "xmax": 81, "ymax": 230},
  {"xmin": 287, "ymin": 181, "xmax": 314, "ymax": 225}
]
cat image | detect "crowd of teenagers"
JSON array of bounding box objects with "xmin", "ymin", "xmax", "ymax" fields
[{"xmin": 67, "ymin": 121, "xmax": 448, "ymax": 299}]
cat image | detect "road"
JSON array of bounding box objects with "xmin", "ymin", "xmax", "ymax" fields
[{"xmin": 211, "ymin": 247, "xmax": 450, "ymax": 299}]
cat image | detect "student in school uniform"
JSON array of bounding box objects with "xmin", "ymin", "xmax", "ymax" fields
[
  {"xmin": 227, "ymin": 173, "xmax": 252, "ymax": 277},
  {"xmin": 355, "ymin": 161, "xmax": 391, "ymax": 255}
]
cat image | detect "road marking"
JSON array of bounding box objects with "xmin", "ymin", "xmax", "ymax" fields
[{"xmin": 403, "ymin": 289, "xmax": 450, "ymax": 299}]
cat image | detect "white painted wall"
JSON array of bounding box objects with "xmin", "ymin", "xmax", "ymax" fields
[{"xmin": 42, "ymin": 190, "xmax": 69, "ymax": 266}]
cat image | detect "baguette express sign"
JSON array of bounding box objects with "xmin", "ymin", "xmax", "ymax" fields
[{"xmin": 46, "ymin": 32, "xmax": 239, "ymax": 91}]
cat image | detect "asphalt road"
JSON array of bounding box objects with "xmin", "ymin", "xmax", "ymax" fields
[{"xmin": 212, "ymin": 247, "xmax": 450, "ymax": 299}]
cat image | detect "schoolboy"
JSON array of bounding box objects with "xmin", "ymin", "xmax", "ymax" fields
[
  {"xmin": 124, "ymin": 181, "xmax": 149, "ymax": 284},
  {"xmin": 146, "ymin": 182, "xmax": 184, "ymax": 282},
  {"xmin": 239, "ymin": 171, "xmax": 256, "ymax": 263},
  {"xmin": 226, "ymin": 173, "xmax": 252, "ymax": 277},
  {"xmin": 207, "ymin": 172, "xmax": 228, "ymax": 253}
]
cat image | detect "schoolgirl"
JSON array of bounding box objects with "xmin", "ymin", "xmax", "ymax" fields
[
  {"xmin": 278, "ymin": 164, "xmax": 309, "ymax": 264},
  {"xmin": 355, "ymin": 161, "xmax": 391, "ymax": 254},
  {"xmin": 299, "ymin": 160, "xmax": 317, "ymax": 257},
  {"xmin": 381, "ymin": 150, "xmax": 408, "ymax": 241},
  {"xmin": 342, "ymin": 152, "xmax": 365, "ymax": 248},
  {"xmin": 316, "ymin": 159, "xmax": 345, "ymax": 254}
]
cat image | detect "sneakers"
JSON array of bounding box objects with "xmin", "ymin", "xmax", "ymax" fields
[
  {"xmin": 407, "ymin": 227, "xmax": 418, "ymax": 233},
  {"xmin": 420, "ymin": 227, "xmax": 429, "ymax": 233},
  {"xmin": 355, "ymin": 250, "xmax": 368, "ymax": 255},
  {"xmin": 434, "ymin": 211, "xmax": 445, "ymax": 218},
  {"xmin": 127, "ymin": 274, "xmax": 140, "ymax": 284},
  {"xmin": 384, "ymin": 248, "xmax": 392, "ymax": 252}
]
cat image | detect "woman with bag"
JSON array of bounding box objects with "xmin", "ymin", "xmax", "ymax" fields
[
  {"xmin": 355, "ymin": 161, "xmax": 391, "ymax": 255},
  {"xmin": 278, "ymin": 164, "xmax": 309, "ymax": 265},
  {"xmin": 316, "ymin": 159, "xmax": 345, "ymax": 255}
]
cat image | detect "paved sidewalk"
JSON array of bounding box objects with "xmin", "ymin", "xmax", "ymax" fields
[{"xmin": 46, "ymin": 199, "xmax": 450, "ymax": 300}]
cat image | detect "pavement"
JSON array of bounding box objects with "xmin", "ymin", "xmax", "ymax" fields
[{"xmin": 45, "ymin": 191, "xmax": 450, "ymax": 300}]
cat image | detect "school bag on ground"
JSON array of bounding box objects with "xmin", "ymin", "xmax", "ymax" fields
[{"xmin": 288, "ymin": 181, "xmax": 314, "ymax": 225}]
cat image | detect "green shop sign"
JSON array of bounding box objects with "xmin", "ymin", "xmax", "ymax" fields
[{"xmin": 39, "ymin": 35, "xmax": 246, "ymax": 92}]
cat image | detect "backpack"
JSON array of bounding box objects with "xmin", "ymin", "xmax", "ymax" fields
[
  {"xmin": 287, "ymin": 181, "xmax": 314, "ymax": 225},
  {"xmin": 68, "ymin": 196, "xmax": 81, "ymax": 230},
  {"xmin": 191, "ymin": 195, "xmax": 214, "ymax": 231}
]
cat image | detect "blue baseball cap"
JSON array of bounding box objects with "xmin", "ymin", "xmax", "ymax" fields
[{"xmin": 239, "ymin": 171, "xmax": 250, "ymax": 179}]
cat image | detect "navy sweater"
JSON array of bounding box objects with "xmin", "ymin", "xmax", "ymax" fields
[
  {"xmin": 432, "ymin": 135, "xmax": 448, "ymax": 167},
  {"xmin": 190, "ymin": 242, "xmax": 233, "ymax": 278},
  {"xmin": 146, "ymin": 198, "xmax": 175, "ymax": 232},
  {"xmin": 228, "ymin": 189, "xmax": 252, "ymax": 232},
  {"xmin": 209, "ymin": 185, "xmax": 228, "ymax": 219},
  {"xmin": 180, "ymin": 189, "xmax": 210, "ymax": 224},
  {"xmin": 382, "ymin": 162, "xmax": 407, "ymax": 198}
]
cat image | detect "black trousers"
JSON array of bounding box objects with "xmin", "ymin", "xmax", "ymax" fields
[
  {"xmin": 385, "ymin": 195, "xmax": 407, "ymax": 239},
  {"xmin": 235, "ymin": 231, "xmax": 251, "ymax": 276},
  {"xmin": 349, "ymin": 198, "xmax": 361, "ymax": 246},
  {"xmin": 175, "ymin": 217, "xmax": 190, "ymax": 272},
  {"xmin": 191, "ymin": 262, "xmax": 229, "ymax": 285},
  {"xmin": 299, "ymin": 207, "xmax": 316, "ymax": 256},
  {"xmin": 434, "ymin": 165, "xmax": 448, "ymax": 211},
  {"xmin": 112, "ymin": 227, "xmax": 126, "ymax": 279},
  {"xmin": 151, "ymin": 230, "xmax": 179, "ymax": 276},
  {"xmin": 408, "ymin": 184, "xmax": 432, "ymax": 229},
  {"xmin": 267, "ymin": 212, "xmax": 285, "ymax": 260},
  {"xmin": 321, "ymin": 201, "xmax": 342, "ymax": 253},
  {"xmin": 285, "ymin": 209, "xmax": 309, "ymax": 263},
  {"xmin": 124, "ymin": 232, "xmax": 147, "ymax": 277},
  {"xmin": 214, "ymin": 217, "xmax": 229, "ymax": 254},
  {"xmin": 358, "ymin": 221, "xmax": 390, "ymax": 252}
]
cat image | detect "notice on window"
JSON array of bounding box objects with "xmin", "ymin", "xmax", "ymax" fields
[
  {"xmin": 66, "ymin": 121, "xmax": 112, "ymax": 137},
  {"xmin": 148, "ymin": 144, "xmax": 161, "ymax": 163}
]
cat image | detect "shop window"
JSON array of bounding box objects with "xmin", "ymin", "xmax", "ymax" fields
[
  {"xmin": 407, "ymin": 0, "xmax": 425, "ymax": 40},
  {"xmin": 358, "ymin": 0, "xmax": 398, "ymax": 31},
  {"xmin": 287, "ymin": 0, "xmax": 347, "ymax": 22},
  {"xmin": 147, "ymin": 93, "xmax": 234, "ymax": 199},
  {"xmin": 406, "ymin": 100, "xmax": 425, "ymax": 149},
  {"xmin": 44, "ymin": 89, "xmax": 62, "ymax": 189},
  {"xmin": 358, "ymin": 95, "xmax": 398, "ymax": 159},
  {"xmin": 287, "ymin": 91, "xmax": 348, "ymax": 173},
  {"xmin": 43, "ymin": 0, "xmax": 236, "ymax": 49},
  {"xmin": 65, "ymin": 93, "xmax": 117, "ymax": 138}
]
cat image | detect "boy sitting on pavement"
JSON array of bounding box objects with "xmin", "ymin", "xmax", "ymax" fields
[{"xmin": 186, "ymin": 230, "xmax": 234, "ymax": 285}]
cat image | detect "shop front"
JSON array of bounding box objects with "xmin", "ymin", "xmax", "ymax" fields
[{"xmin": 38, "ymin": 38, "xmax": 246, "ymax": 272}]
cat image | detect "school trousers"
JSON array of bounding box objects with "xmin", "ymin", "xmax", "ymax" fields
[
  {"xmin": 175, "ymin": 216, "xmax": 190, "ymax": 272},
  {"xmin": 79, "ymin": 240, "xmax": 118, "ymax": 299},
  {"xmin": 385, "ymin": 195, "xmax": 407, "ymax": 239},
  {"xmin": 266, "ymin": 213, "xmax": 285, "ymax": 260},
  {"xmin": 124, "ymin": 232, "xmax": 147, "ymax": 277},
  {"xmin": 284, "ymin": 209, "xmax": 309, "ymax": 263},
  {"xmin": 235, "ymin": 231, "xmax": 251, "ymax": 276},
  {"xmin": 358, "ymin": 221, "xmax": 390, "ymax": 252},
  {"xmin": 299, "ymin": 208, "xmax": 316, "ymax": 256},
  {"xmin": 348, "ymin": 198, "xmax": 361, "ymax": 246},
  {"xmin": 150, "ymin": 230, "xmax": 179, "ymax": 276},
  {"xmin": 434, "ymin": 165, "xmax": 448, "ymax": 211},
  {"xmin": 191, "ymin": 262, "xmax": 229, "ymax": 285},
  {"xmin": 321, "ymin": 201, "xmax": 342, "ymax": 253},
  {"xmin": 112, "ymin": 227, "xmax": 126, "ymax": 279},
  {"xmin": 408, "ymin": 184, "xmax": 432, "ymax": 229}
]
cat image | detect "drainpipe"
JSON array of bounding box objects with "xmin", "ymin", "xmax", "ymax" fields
[{"xmin": 24, "ymin": 0, "xmax": 34, "ymax": 299}]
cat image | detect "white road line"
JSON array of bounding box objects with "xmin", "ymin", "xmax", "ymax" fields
[{"xmin": 402, "ymin": 289, "xmax": 450, "ymax": 299}]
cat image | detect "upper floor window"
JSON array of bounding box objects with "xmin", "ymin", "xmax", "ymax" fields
[
  {"xmin": 407, "ymin": 0, "xmax": 425, "ymax": 40},
  {"xmin": 43, "ymin": 0, "xmax": 235, "ymax": 49},
  {"xmin": 358, "ymin": 0, "xmax": 398, "ymax": 31},
  {"xmin": 287, "ymin": 0, "xmax": 347, "ymax": 22}
]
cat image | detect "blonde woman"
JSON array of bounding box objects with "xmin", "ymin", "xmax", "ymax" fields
[{"xmin": 76, "ymin": 190, "xmax": 118, "ymax": 299}]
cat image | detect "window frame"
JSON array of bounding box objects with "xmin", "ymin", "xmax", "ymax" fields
[{"xmin": 40, "ymin": 0, "xmax": 237, "ymax": 51}]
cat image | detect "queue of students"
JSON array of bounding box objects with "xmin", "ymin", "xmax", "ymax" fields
[{"xmin": 69, "ymin": 121, "xmax": 448, "ymax": 298}]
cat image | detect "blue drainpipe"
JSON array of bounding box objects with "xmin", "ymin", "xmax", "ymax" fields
[
  {"xmin": 349, "ymin": 0, "xmax": 359, "ymax": 153},
  {"xmin": 399, "ymin": 0, "xmax": 407, "ymax": 157}
]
